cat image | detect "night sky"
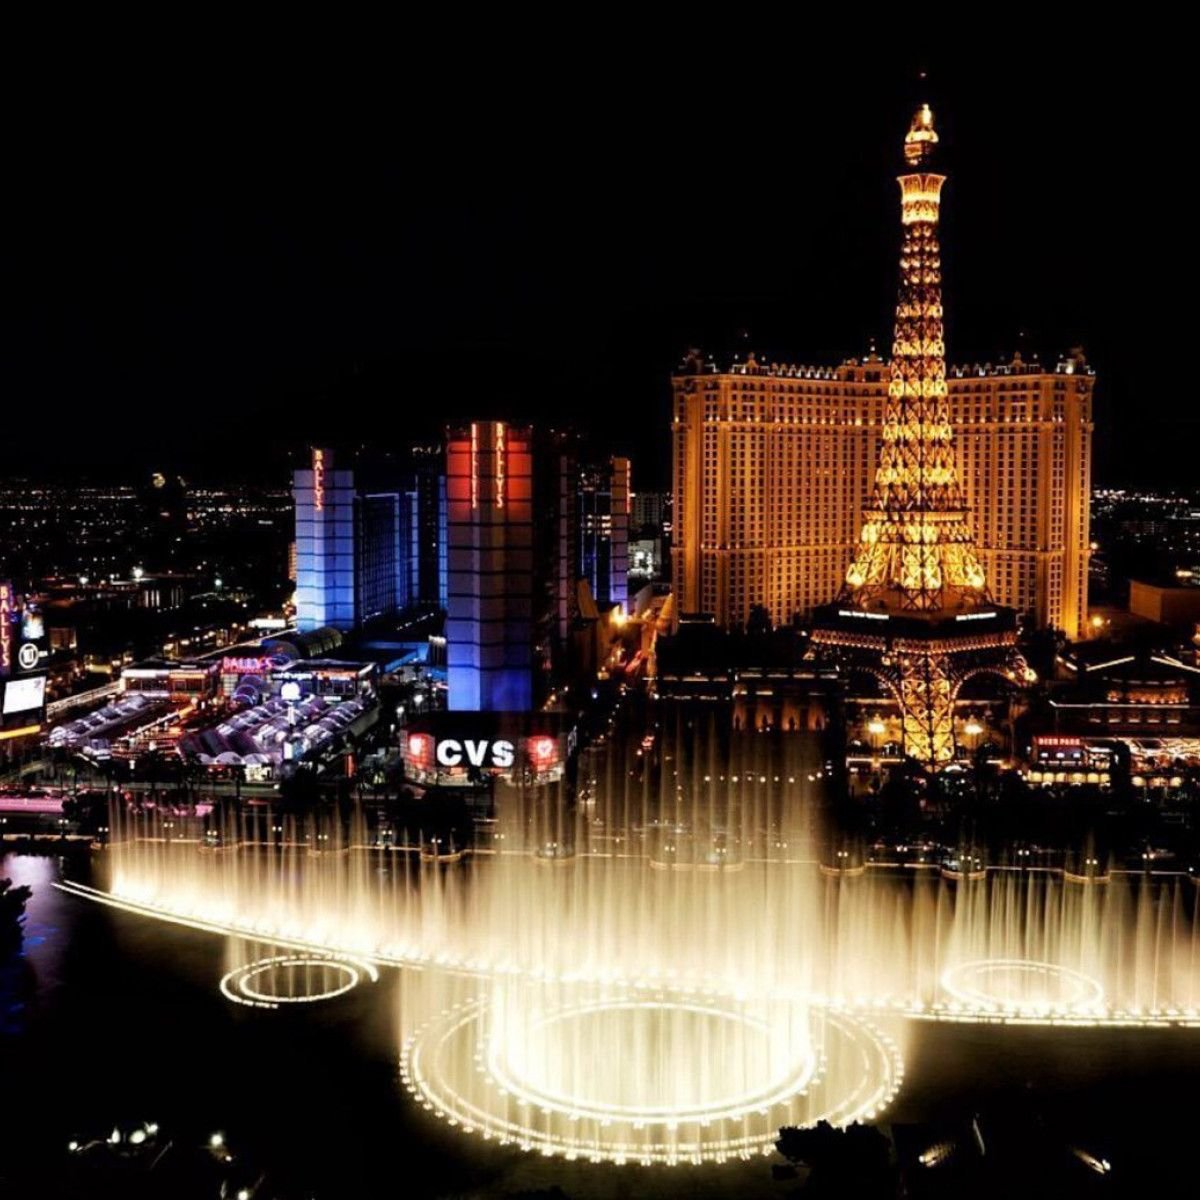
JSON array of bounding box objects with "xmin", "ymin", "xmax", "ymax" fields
[{"xmin": 2, "ymin": 39, "xmax": 1189, "ymax": 489}]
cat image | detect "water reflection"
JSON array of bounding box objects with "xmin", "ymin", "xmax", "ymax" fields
[{"xmin": 1, "ymin": 853, "xmax": 68, "ymax": 1034}]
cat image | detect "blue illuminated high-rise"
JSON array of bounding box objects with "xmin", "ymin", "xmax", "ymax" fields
[
  {"xmin": 293, "ymin": 446, "xmax": 418, "ymax": 632},
  {"xmin": 293, "ymin": 448, "xmax": 356, "ymax": 632}
]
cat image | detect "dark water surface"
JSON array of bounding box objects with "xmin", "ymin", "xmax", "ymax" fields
[{"xmin": 3, "ymin": 851, "xmax": 1198, "ymax": 1198}]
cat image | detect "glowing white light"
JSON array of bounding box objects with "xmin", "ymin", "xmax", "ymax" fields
[
  {"xmin": 219, "ymin": 954, "xmax": 377, "ymax": 1009},
  {"xmin": 940, "ymin": 959, "xmax": 1104, "ymax": 1017},
  {"xmin": 402, "ymin": 988, "xmax": 903, "ymax": 1164}
]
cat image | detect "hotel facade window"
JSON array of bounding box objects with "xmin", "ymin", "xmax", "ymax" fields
[{"xmin": 672, "ymin": 350, "xmax": 1093, "ymax": 639}]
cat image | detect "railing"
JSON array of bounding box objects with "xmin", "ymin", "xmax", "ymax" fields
[{"xmin": 46, "ymin": 681, "xmax": 122, "ymax": 720}]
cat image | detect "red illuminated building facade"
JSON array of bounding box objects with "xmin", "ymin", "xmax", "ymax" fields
[{"xmin": 445, "ymin": 422, "xmax": 575, "ymax": 713}]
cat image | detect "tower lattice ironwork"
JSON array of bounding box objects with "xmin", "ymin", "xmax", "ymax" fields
[{"xmin": 810, "ymin": 104, "xmax": 1033, "ymax": 769}]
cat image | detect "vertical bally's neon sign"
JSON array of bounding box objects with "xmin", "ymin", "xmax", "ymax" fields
[
  {"xmin": 496, "ymin": 422, "xmax": 505, "ymax": 509},
  {"xmin": 0, "ymin": 582, "xmax": 12, "ymax": 675},
  {"xmin": 468, "ymin": 424, "xmax": 505, "ymax": 511},
  {"xmin": 312, "ymin": 448, "xmax": 325, "ymax": 513}
]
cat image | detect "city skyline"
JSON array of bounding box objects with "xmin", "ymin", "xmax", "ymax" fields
[
  {"xmin": 7, "ymin": 41, "xmax": 1200, "ymax": 1199},
  {"xmin": 2, "ymin": 48, "xmax": 1189, "ymax": 488}
]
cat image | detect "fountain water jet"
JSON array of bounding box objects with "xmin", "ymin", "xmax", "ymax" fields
[
  {"xmin": 398, "ymin": 973, "xmax": 902, "ymax": 1164},
  {"xmin": 219, "ymin": 939, "xmax": 380, "ymax": 1009},
  {"xmin": 54, "ymin": 713, "xmax": 1200, "ymax": 1167}
]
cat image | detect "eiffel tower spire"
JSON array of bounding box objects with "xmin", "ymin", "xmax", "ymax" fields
[
  {"xmin": 810, "ymin": 104, "xmax": 1033, "ymax": 770},
  {"xmin": 842, "ymin": 103, "xmax": 987, "ymax": 613}
]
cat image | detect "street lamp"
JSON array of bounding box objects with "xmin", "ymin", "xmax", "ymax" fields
[
  {"xmin": 865, "ymin": 716, "xmax": 886, "ymax": 777},
  {"xmin": 964, "ymin": 719, "xmax": 984, "ymax": 756}
]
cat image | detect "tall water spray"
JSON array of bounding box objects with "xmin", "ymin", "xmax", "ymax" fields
[{"xmin": 63, "ymin": 712, "xmax": 1200, "ymax": 1161}]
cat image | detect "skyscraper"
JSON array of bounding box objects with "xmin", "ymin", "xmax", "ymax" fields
[
  {"xmin": 293, "ymin": 448, "xmax": 415, "ymax": 633},
  {"xmin": 445, "ymin": 423, "xmax": 579, "ymax": 712},
  {"xmin": 446, "ymin": 422, "xmax": 536, "ymax": 712},
  {"xmin": 578, "ymin": 457, "xmax": 630, "ymax": 611},
  {"xmin": 355, "ymin": 492, "xmax": 405, "ymax": 624},
  {"xmin": 293, "ymin": 448, "xmax": 356, "ymax": 632},
  {"xmin": 631, "ymin": 490, "xmax": 666, "ymax": 534},
  {"xmin": 403, "ymin": 445, "xmax": 449, "ymax": 611},
  {"xmin": 807, "ymin": 104, "xmax": 1033, "ymax": 768}
]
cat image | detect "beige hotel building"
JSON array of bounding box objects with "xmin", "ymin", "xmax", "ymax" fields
[{"xmin": 671, "ymin": 347, "xmax": 1093, "ymax": 640}]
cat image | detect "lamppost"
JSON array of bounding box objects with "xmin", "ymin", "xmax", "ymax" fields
[
  {"xmin": 867, "ymin": 715, "xmax": 886, "ymax": 773},
  {"xmin": 964, "ymin": 718, "xmax": 984, "ymax": 755},
  {"xmin": 867, "ymin": 716, "xmax": 886, "ymax": 749}
]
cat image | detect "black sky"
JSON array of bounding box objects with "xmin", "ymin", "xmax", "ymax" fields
[{"xmin": 1, "ymin": 36, "xmax": 1191, "ymax": 489}]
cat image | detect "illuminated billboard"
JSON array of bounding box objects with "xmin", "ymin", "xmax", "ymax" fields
[
  {"xmin": 0, "ymin": 585, "xmax": 48, "ymax": 678},
  {"xmin": 2, "ymin": 675, "xmax": 46, "ymax": 715},
  {"xmin": 423, "ymin": 736, "xmax": 517, "ymax": 770},
  {"xmin": 21, "ymin": 604, "xmax": 44, "ymax": 642},
  {"xmin": 221, "ymin": 656, "xmax": 274, "ymax": 676},
  {"xmin": 403, "ymin": 715, "xmax": 575, "ymax": 788},
  {"xmin": 1032, "ymin": 735, "xmax": 1085, "ymax": 764}
]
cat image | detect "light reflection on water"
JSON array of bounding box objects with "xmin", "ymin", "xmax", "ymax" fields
[
  {"xmin": 4, "ymin": 853, "xmax": 67, "ymax": 961},
  {"xmin": 1, "ymin": 853, "xmax": 70, "ymax": 1034}
]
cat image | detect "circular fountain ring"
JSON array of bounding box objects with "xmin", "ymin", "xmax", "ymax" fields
[
  {"xmin": 487, "ymin": 997, "xmax": 818, "ymax": 1124},
  {"xmin": 400, "ymin": 991, "xmax": 904, "ymax": 1165},
  {"xmin": 939, "ymin": 958, "xmax": 1104, "ymax": 1017},
  {"xmin": 219, "ymin": 954, "xmax": 379, "ymax": 1010}
]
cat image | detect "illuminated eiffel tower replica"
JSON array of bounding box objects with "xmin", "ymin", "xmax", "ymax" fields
[{"xmin": 810, "ymin": 103, "xmax": 1033, "ymax": 770}]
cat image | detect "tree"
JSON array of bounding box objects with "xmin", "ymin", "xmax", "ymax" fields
[
  {"xmin": 776, "ymin": 1122, "xmax": 893, "ymax": 1196},
  {"xmin": 877, "ymin": 768, "xmax": 924, "ymax": 838},
  {"xmin": 278, "ymin": 767, "xmax": 320, "ymax": 813},
  {"xmin": 746, "ymin": 604, "xmax": 772, "ymax": 637},
  {"xmin": 1, "ymin": 877, "xmax": 33, "ymax": 954}
]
